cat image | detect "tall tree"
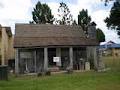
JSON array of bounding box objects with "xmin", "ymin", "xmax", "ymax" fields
[
  {"xmin": 96, "ymin": 28, "xmax": 105, "ymax": 42},
  {"xmin": 78, "ymin": 9, "xmax": 91, "ymax": 32},
  {"xmin": 31, "ymin": 1, "xmax": 54, "ymax": 24},
  {"xmin": 103, "ymin": 0, "xmax": 120, "ymax": 5},
  {"xmin": 55, "ymin": 2, "xmax": 73, "ymax": 25},
  {"xmin": 102, "ymin": 0, "xmax": 114, "ymax": 6},
  {"xmin": 78, "ymin": 9, "xmax": 105, "ymax": 42},
  {"xmin": 105, "ymin": 0, "xmax": 120, "ymax": 35}
]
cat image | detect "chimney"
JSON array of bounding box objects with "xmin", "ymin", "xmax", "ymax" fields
[{"xmin": 87, "ymin": 22, "xmax": 97, "ymax": 39}]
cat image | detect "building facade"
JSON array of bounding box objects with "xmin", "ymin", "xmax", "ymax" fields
[
  {"xmin": 0, "ymin": 25, "xmax": 14, "ymax": 66},
  {"xmin": 14, "ymin": 24, "xmax": 100, "ymax": 74}
]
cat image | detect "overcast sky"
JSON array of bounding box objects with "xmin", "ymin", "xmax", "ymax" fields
[{"xmin": 0, "ymin": 0, "xmax": 120, "ymax": 43}]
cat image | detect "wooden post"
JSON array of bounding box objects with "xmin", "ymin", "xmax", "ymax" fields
[
  {"xmin": 1, "ymin": 52, "xmax": 5, "ymax": 65},
  {"xmin": 44, "ymin": 47, "xmax": 48, "ymax": 71},
  {"xmin": 93, "ymin": 47, "xmax": 98, "ymax": 70},
  {"xmin": 86, "ymin": 47, "xmax": 89, "ymax": 62},
  {"xmin": 15, "ymin": 49, "xmax": 19, "ymax": 75},
  {"xmin": 56, "ymin": 48, "xmax": 61, "ymax": 67},
  {"xmin": 97, "ymin": 47, "xmax": 105, "ymax": 71},
  {"xmin": 69, "ymin": 47, "xmax": 73, "ymax": 69},
  {"xmin": 1, "ymin": 43, "xmax": 5, "ymax": 65},
  {"xmin": 34, "ymin": 50, "xmax": 37, "ymax": 73},
  {"xmin": 85, "ymin": 47, "xmax": 90, "ymax": 71}
]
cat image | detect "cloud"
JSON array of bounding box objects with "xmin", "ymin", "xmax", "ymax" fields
[
  {"xmin": 91, "ymin": 9, "xmax": 120, "ymax": 43},
  {"xmin": 48, "ymin": 0, "xmax": 104, "ymax": 20},
  {"xmin": 53, "ymin": 1, "xmax": 119, "ymax": 43},
  {"xmin": 0, "ymin": 0, "xmax": 33, "ymax": 33},
  {"xmin": 0, "ymin": 2, "xmax": 4, "ymax": 8}
]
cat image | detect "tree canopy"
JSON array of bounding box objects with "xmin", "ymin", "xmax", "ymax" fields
[
  {"xmin": 103, "ymin": 0, "xmax": 114, "ymax": 6},
  {"xmin": 96, "ymin": 28, "xmax": 105, "ymax": 42},
  {"xmin": 31, "ymin": 1, "xmax": 54, "ymax": 24},
  {"xmin": 55, "ymin": 2, "xmax": 73, "ymax": 25},
  {"xmin": 104, "ymin": 0, "xmax": 120, "ymax": 35},
  {"xmin": 78, "ymin": 9, "xmax": 91, "ymax": 31}
]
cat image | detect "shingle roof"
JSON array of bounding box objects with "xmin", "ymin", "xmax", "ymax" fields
[{"xmin": 14, "ymin": 24, "xmax": 98, "ymax": 48}]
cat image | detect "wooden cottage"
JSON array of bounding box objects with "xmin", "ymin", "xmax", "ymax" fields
[{"xmin": 14, "ymin": 24, "xmax": 99, "ymax": 74}]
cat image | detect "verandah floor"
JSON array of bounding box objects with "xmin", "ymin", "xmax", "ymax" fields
[{"xmin": 18, "ymin": 70, "xmax": 90, "ymax": 76}]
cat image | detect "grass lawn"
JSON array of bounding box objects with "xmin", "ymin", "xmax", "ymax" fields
[{"xmin": 0, "ymin": 56, "xmax": 120, "ymax": 90}]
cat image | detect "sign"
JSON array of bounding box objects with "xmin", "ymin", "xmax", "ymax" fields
[{"xmin": 53, "ymin": 57, "xmax": 60, "ymax": 62}]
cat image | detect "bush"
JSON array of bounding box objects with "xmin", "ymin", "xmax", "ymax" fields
[
  {"xmin": 37, "ymin": 72, "xmax": 43, "ymax": 77},
  {"xmin": 45, "ymin": 71, "xmax": 51, "ymax": 76}
]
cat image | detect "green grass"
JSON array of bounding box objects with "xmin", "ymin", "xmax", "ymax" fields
[
  {"xmin": 0, "ymin": 56, "xmax": 120, "ymax": 90},
  {"xmin": 103, "ymin": 56, "xmax": 120, "ymax": 71}
]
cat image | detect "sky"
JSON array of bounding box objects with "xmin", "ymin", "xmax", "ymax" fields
[{"xmin": 0, "ymin": 0, "xmax": 120, "ymax": 43}]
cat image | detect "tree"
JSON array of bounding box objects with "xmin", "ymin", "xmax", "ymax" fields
[
  {"xmin": 78, "ymin": 9, "xmax": 91, "ymax": 31},
  {"xmin": 103, "ymin": 0, "xmax": 120, "ymax": 5},
  {"xmin": 96, "ymin": 28, "xmax": 105, "ymax": 42},
  {"xmin": 31, "ymin": 1, "xmax": 54, "ymax": 24},
  {"xmin": 72, "ymin": 20, "xmax": 77, "ymax": 26},
  {"xmin": 104, "ymin": 0, "xmax": 120, "ymax": 35},
  {"xmin": 102, "ymin": 0, "xmax": 114, "ymax": 6},
  {"xmin": 55, "ymin": 2, "xmax": 73, "ymax": 25},
  {"xmin": 78, "ymin": 9, "xmax": 105, "ymax": 42}
]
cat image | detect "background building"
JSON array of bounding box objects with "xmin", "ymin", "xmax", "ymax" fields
[
  {"xmin": 0, "ymin": 25, "xmax": 15, "ymax": 68},
  {"xmin": 100, "ymin": 41, "xmax": 120, "ymax": 56}
]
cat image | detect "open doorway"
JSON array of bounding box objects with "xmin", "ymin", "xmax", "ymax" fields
[
  {"xmin": 48, "ymin": 48, "xmax": 56, "ymax": 67},
  {"xmin": 61, "ymin": 48, "xmax": 69, "ymax": 70},
  {"xmin": 73, "ymin": 47, "xmax": 86, "ymax": 70}
]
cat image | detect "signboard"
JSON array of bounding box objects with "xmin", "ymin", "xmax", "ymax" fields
[{"xmin": 53, "ymin": 57, "xmax": 60, "ymax": 62}]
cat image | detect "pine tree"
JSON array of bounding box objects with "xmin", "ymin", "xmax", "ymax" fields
[
  {"xmin": 96, "ymin": 28, "xmax": 105, "ymax": 42},
  {"xmin": 31, "ymin": 1, "xmax": 54, "ymax": 24},
  {"xmin": 78, "ymin": 9, "xmax": 91, "ymax": 31},
  {"xmin": 105, "ymin": 0, "xmax": 120, "ymax": 35}
]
